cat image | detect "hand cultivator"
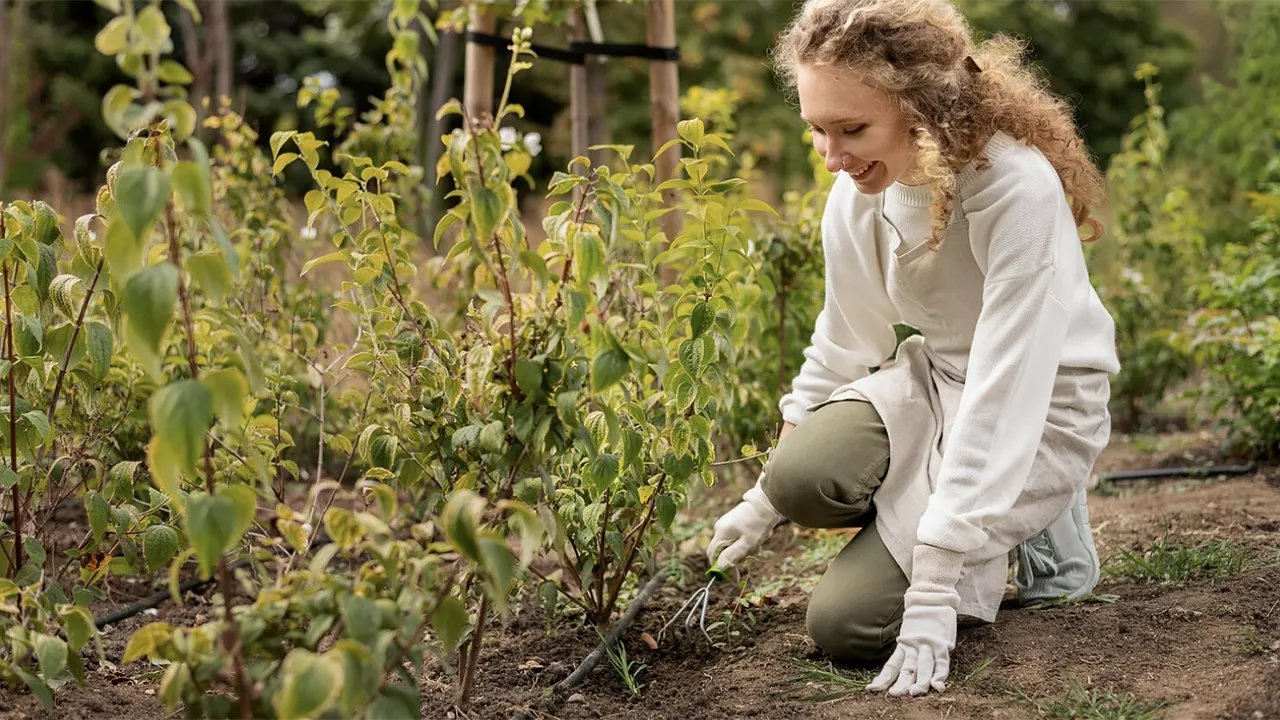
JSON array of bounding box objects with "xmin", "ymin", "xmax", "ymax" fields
[{"xmin": 659, "ymin": 565, "xmax": 729, "ymax": 644}]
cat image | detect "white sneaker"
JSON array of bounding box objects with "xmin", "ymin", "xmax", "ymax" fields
[{"xmin": 1013, "ymin": 486, "xmax": 1100, "ymax": 606}]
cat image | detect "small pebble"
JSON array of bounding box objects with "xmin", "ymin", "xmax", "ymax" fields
[{"xmin": 568, "ymin": 693, "xmax": 586, "ymax": 704}]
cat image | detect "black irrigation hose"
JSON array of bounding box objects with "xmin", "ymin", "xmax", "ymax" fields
[
  {"xmin": 94, "ymin": 557, "xmax": 251, "ymax": 629},
  {"xmin": 510, "ymin": 567, "xmax": 672, "ymax": 720},
  {"xmin": 1099, "ymin": 462, "xmax": 1259, "ymax": 483},
  {"xmin": 93, "ymin": 537, "xmax": 334, "ymax": 629}
]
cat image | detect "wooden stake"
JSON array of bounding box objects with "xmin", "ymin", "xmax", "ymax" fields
[
  {"xmin": 464, "ymin": 7, "xmax": 497, "ymax": 128},
  {"xmin": 568, "ymin": 9, "xmax": 590, "ymax": 172},
  {"xmin": 646, "ymin": 0, "xmax": 681, "ymax": 278}
]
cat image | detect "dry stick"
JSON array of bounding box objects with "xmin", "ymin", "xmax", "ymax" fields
[
  {"xmin": 555, "ymin": 567, "xmax": 669, "ymax": 693},
  {"xmin": 167, "ymin": 202, "xmax": 254, "ymax": 720},
  {"xmin": 594, "ymin": 493, "xmax": 611, "ymax": 625}
]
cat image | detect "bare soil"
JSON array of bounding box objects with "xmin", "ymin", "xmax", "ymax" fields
[{"xmin": 4, "ymin": 431, "xmax": 1279, "ymax": 720}]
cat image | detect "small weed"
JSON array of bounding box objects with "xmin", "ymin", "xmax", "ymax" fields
[
  {"xmin": 780, "ymin": 658, "xmax": 879, "ymax": 701},
  {"xmin": 1235, "ymin": 627, "xmax": 1270, "ymax": 657},
  {"xmin": 604, "ymin": 639, "xmax": 647, "ymax": 696},
  {"xmin": 1027, "ymin": 592, "xmax": 1122, "ymax": 612},
  {"xmin": 1102, "ymin": 533, "xmax": 1254, "ymax": 584},
  {"xmin": 955, "ymin": 656, "xmax": 996, "ymax": 686},
  {"xmin": 1004, "ymin": 679, "xmax": 1173, "ymax": 720}
]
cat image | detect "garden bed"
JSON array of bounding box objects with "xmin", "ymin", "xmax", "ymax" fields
[{"xmin": 3, "ymin": 432, "xmax": 1279, "ymax": 720}]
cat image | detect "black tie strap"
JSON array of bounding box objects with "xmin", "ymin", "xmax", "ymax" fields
[{"xmin": 465, "ymin": 30, "xmax": 680, "ymax": 65}]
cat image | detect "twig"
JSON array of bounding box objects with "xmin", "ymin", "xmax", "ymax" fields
[
  {"xmin": 376, "ymin": 563, "xmax": 460, "ymax": 696},
  {"xmin": 4, "ymin": 256, "xmax": 23, "ymax": 574},
  {"xmin": 46, "ymin": 258, "xmax": 104, "ymax": 426},
  {"xmin": 554, "ymin": 567, "xmax": 668, "ymax": 693},
  {"xmin": 457, "ymin": 588, "xmax": 489, "ymax": 708}
]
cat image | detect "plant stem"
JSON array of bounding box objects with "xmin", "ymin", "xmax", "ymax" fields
[
  {"xmin": 47, "ymin": 258, "xmax": 104, "ymax": 425},
  {"xmin": 594, "ymin": 493, "xmax": 611, "ymax": 626},
  {"xmin": 376, "ymin": 563, "xmax": 460, "ymax": 696},
  {"xmin": 457, "ymin": 590, "xmax": 489, "ymax": 708},
  {"xmin": 603, "ymin": 474, "xmax": 666, "ymax": 619},
  {"xmin": 166, "ymin": 197, "xmax": 253, "ymax": 720},
  {"xmin": 3, "ymin": 258, "xmax": 22, "ymax": 575}
]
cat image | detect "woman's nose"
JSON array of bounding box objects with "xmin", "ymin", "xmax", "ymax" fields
[{"xmin": 824, "ymin": 149, "xmax": 846, "ymax": 174}]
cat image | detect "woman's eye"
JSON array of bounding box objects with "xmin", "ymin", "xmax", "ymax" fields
[
  {"xmin": 843, "ymin": 126, "xmax": 865, "ymax": 136},
  {"xmin": 809, "ymin": 126, "xmax": 825, "ymax": 136}
]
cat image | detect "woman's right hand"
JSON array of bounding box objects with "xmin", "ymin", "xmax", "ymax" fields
[{"xmin": 705, "ymin": 476, "xmax": 783, "ymax": 570}]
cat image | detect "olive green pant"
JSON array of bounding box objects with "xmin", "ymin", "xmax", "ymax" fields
[{"xmin": 759, "ymin": 399, "xmax": 908, "ymax": 665}]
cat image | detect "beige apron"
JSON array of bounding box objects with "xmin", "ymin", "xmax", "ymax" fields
[{"xmin": 807, "ymin": 194, "xmax": 1112, "ymax": 622}]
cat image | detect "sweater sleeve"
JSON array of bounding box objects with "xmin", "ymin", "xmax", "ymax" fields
[
  {"xmin": 778, "ymin": 175, "xmax": 901, "ymax": 427},
  {"xmin": 913, "ymin": 170, "xmax": 1073, "ymax": 555}
]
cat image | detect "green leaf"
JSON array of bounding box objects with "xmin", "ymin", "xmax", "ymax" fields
[
  {"xmin": 122, "ymin": 264, "xmax": 178, "ymax": 380},
  {"xmin": 431, "ymin": 595, "xmax": 467, "ymax": 654},
  {"xmin": 339, "ymin": 593, "xmax": 380, "ymax": 646},
  {"xmin": 157, "ymin": 60, "xmax": 194, "ymax": 85},
  {"xmin": 149, "ymin": 379, "xmax": 212, "ymax": 479},
  {"xmin": 12, "ymin": 667, "xmax": 52, "ymax": 712},
  {"xmin": 591, "ymin": 346, "xmax": 630, "ymax": 393},
  {"xmin": 135, "ymin": 5, "xmax": 170, "ymax": 50},
  {"xmin": 202, "ymin": 368, "xmax": 247, "ymax": 431},
  {"xmin": 114, "ymin": 166, "xmax": 171, "ymax": 241},
  {"xmin": 33, "ymin": 201, "xmax": 60, "ymax": 245},
  {"xmin": 162, "ymin": 100, "xmax": 197, "ymax": 139},
  {"xmin": 86, "ymin": 490, "xmax": 110, "ymax": 541},
  {"xmin": 50, "ymin": 275, "xmax": 81, "ymax": 319},
  {"xmin": 94, "ymin": 15, "xmax": 131, "ymax": 55},
  {"xmin": 24, "ymin": 537, "xmax": 46, "ymax": 567},
  {"xmin": 187, "ymin": 250, "xmax": 233, "ymax": 304},
  {"xmin": 367, "ymin": 684, "xmax": 419, "ymax": 720},
  {"xmin": 441, "ymin": 490, "xmax": 486, "ymax": 562},
  {"xmin": 323, "ymin": 508, "xmax": 365, "ymax": 551},
  {"xmin": 690, "ymin": 302, "xmax": 714, "ymax": 339},
  {"xmin": 16, "ymin": 315, "xmax": 43, "ymax": 357},
  {"xmin": 185, "ymin": 488, "xmax": 254, "ymax": 579},
  {"xmin": 104, "ymin": 216, "xmax": 145, "ymax": 282},
  {"xmin": 300, "ymin": 251, "xmax": 347, "ymax": 277},
  {"xmin": 211, "ymin": 219, "xmax": 240, "ymax": 277},
  {"xmin": 574, "ymin": 230, "xmax": 605, "ymax": 282},
  {"xmin": 678, "ymin": 338, "xmax": 703, "ymax": 378},
  {"xmin": 273, "ymin": 152, "xmax": 299, "ymax": 176},
  {"xmin": 657, "ymin": 495, "xmax": 677, "ymax": 529},
  {"xmin": 273, "ymin": 649, "xmax": 344, "ymax": 720},
  {"xmin": 143, "ymin": 525, "xmax": 180, "ymax": 573},
  {"xmin": 325, "ymin": 641, "xmax": 376, "ymax": 715},
  {"xmin": 514, "ymin": 357, "xmax": 543, "ymax": 398},
  {"xmin": 60, "ymin": 606, "xmax": 96, "ymax": 652},
  {"xmin": 589, "ymin": 454, "xmax": 619, "ymax": 495},
  {"xmin": 122, "ymin": 622, "xmax": 174, "ymax": 664},
  {"xmin": 32, "ymin": 633, "xmax": 68, "ymax": 680},
  {"xmin": 172, "ymin": 161, "xmax": 210, "ymax": 217},
  {"xmin": 85, "ymin": 321, "xmax": 114, "ymax": 381},
  {"xmin": 470, "ymin": 184, "xmax": 503, "ymax": 239}
]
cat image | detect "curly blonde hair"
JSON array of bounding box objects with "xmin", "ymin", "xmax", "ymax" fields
[{"xmin": 772, "ymin": 0, "xmax": 1107, "ymax": 248}]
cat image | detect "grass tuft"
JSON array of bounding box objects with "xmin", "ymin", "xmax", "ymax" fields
[
  {"xmin": 1102, "ymin": 533, "xmax": 1257, "ymax": 584},
  {"xmin": 780, "ymin": 658, "xmax": 878, "ymax": 701},
  {"xmin": 1004, "ymin": 680, "xmax": 1173, "ymax": 720}
]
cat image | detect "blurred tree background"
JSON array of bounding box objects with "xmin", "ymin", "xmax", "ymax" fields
[{"xmin": 0, "ymin": 0, "xmax": 1233, "ymax": 204}]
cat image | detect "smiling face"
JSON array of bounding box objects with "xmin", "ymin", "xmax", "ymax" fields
[{"xmin": 797, "ymin": 63, "xmax": 922, "ymax": 193}]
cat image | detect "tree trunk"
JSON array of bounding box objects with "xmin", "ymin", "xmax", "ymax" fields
[
  {"xmin": 419, "ymin": 21, "xmax": 460, "ymax": 247},
  {"xmin": 179, "ymin": 2, "xmax": 210, "ymax": 123},
  {"xmin": 0, "ymin": 0, "xmax": 12, "ymax": 198},
  {"xmin": 208, "ymin": 0, "xmax": 233, "ymax": 107}
]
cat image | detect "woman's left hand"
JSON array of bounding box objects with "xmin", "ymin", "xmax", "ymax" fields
[{"xmin": 866, "ymin": 543, "xmax": 964, "ymax": 697}]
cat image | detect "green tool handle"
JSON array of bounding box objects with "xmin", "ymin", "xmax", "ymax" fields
[{"xmin": 705, "ymin": 565, "xmax": 728, "ymax": 582}]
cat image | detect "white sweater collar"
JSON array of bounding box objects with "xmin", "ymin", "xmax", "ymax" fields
[{"xmin": 884, "ymin": 131, "xmax": 1022, "ymax": 208}]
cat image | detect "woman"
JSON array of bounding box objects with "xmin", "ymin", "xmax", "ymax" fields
[{"xmin": 705, "ymin": 0, "xmax": 1119, "ymax": 698}]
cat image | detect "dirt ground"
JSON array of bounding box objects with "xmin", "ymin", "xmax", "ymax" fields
[{"xmin": 3, "ymin": 430, "xmax": 1278, "ymax": 720}]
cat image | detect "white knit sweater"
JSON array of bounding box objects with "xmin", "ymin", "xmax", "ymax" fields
[{"xmin": 779, "ymin": 131, "xmax": 1120, "ymax": 559}]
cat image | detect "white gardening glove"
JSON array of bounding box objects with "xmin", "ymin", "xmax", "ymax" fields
[
  {"xmin": 705, "ymin": 477, "xmax": 782, "ymax": 571},
  {"xmin": 866, "ymin": 543, "xmax": 965, "ymax": 697}
]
